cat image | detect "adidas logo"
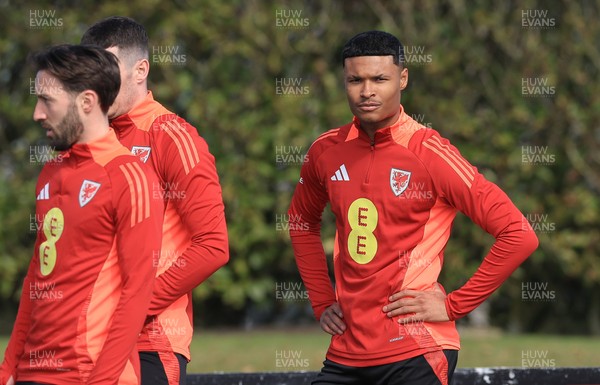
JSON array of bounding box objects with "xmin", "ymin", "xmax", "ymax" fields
[
  {"xmin": 36, "ymin": 182, "xmax": 49, "ymax": 200},
  {"xmin": 331, "ymin": 164, "xmax": 350, "ymax": 181}
]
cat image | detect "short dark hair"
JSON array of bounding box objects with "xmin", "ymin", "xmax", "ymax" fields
[
  {"xmin": 342, "ymin": 31, "xmax": 404, "ymax": 67},
  {"xmin": 81, "ymin": 16, "xmax": 148, "ymax": 60},
  {"xmin": 32, "ymin": 44, "xmax": 121, "ymax": 114}
]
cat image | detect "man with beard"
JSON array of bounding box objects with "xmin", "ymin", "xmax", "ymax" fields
[{"xmin": 0, "ymin": 44, "xmax": 164, "ymax": 385}]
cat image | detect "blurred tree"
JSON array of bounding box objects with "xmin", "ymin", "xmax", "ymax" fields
[{"xmin": 0, "ymin": 0, "xmax": 598, "ymax": 334}]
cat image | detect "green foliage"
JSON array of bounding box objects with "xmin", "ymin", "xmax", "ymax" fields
[{"xmin": 0, "ymin": 0, "xmax": 598, "ymax": 332}]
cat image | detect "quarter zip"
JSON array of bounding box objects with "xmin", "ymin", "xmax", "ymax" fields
[{"xmin": 364, "ymin": 139, "xmax": 375, "ymax": 184}]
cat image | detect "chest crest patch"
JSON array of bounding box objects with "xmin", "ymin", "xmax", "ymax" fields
[
  {"xmin": 390, "ymin": 168, "xmax": 411, "ymax": 196},
  {"xmin": 131, "ymin": 146, "xmax": 151, "ymax": 163},
  {"xmin": 79, "ymin": 180, "xmax": 101, "ymax": 207}
]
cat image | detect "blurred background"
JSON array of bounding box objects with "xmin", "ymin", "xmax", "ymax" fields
[{"xmin": 0, "ymin": 0, "xmax": 599, "ymax": 372}]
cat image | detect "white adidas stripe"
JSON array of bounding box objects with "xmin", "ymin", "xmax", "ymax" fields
[
  {"xmin": 331, "ymin": 164, "xmax": 350, "ymax": 181},
  {"xmin": 36, "ymin": 182, "xmax": 49, "ymax": 200},
  {"xmin": 340, "ymin": 164, "xmax": 349, "ymax": 180}
]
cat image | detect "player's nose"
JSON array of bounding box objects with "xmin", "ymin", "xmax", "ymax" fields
[
  {"xmin": 360, "ymin": 81, "xmax": 375, "ymax": 98},
  {"xmin": 33, "ymin": 101, "xmax": 46, "ymax": 122}
]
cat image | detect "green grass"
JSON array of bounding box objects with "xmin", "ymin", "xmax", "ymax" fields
[
  {"xmin": 457, "ymin": 328, "xmax": 600, "ymax": 369},
  {"xmin": 1, "ymin": 327, "xmax": 599, "ymax": 372}
]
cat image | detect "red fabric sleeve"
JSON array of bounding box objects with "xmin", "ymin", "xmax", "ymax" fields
[
  {"xmin": 147, "ymin": 118, "xmax": 229, "ymax": 315},
  {"xmin": 0, "ymin": 264, "xmax": 35, "ymax": 384},
  {"xmin": 420, "ymin": 132, "xmax": 538, "ymax": 320},
  {"xmin": 86, "ymin": 161, "xmax": 163, "ymax": 385},
  {"xmin": 288, "ymin": 149, "xmax": 336, "ymax": 320}
]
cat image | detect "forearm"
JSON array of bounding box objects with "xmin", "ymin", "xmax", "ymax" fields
[
  {"xmin": 148, "ymin": 217, "xmax": 229, "ymax": 315},
  {"xmin": 291, "ymin": 230, "xmax": 336, "ymax": 320},
  {"xmin": 149, "ymin": 133, "xmax": 229, "ymax": 315},
  {"xmin": 445, "ymin": 222, "xmax": 538, "ymax": 320},
  {"xmin": 1, "ymin": 272, "xmax": 34, "ymax": 381}
]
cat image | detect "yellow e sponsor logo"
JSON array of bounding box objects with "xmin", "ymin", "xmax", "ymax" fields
[
  {"xmin": 347, "ymin": 198, "xmax": 378, "ymax": 264},
  {"xmin": 39, "ymin": 207, "xmax": 64, "ymax": 276}
]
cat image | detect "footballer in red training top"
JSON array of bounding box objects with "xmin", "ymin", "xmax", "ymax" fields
[
  {"xmin": 288, "ymin": 31, "xmax": 538, "ymax": 385},
  {"xmin": 0, "ymin": 45, "xmax": 164, "ymax": 385},
  {"xmin": 82, "ymin": 16, "xmax": 229, "ymax": 385}
]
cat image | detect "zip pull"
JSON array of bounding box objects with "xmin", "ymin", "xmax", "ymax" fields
[{"xmin": 365, "ymin": 141, "xmax": 375, "ymax": 184}]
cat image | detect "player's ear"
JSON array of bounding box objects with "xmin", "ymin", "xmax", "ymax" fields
[
  {"xmin": 134, "ymin": 58, "xmax": 149, "ymax": 85},
  {"xmin": 78, "ymin": 90, "xmax": 97, "ymax": 114},
  {"xmin": 400, "ymin": 67, "xmax": 408, "ymax": 91}
]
